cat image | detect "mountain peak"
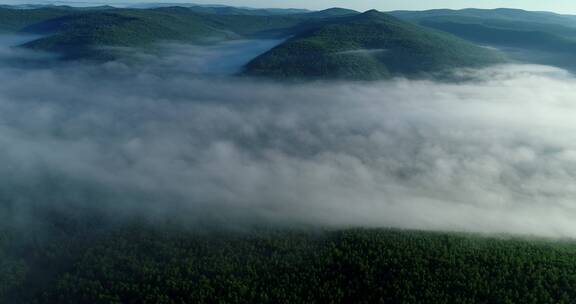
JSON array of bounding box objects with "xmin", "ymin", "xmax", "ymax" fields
[
  {"xmin": 358, "ymin": 9, "xmax": 386, "ymax": 20},
  {"xmin": 244, "ymin": 10, "xmax": 506, "ymax": 80},
  {"xmin": 305, "ymin": 7, "xmax": 359, "ymax": 17},
  {"xmin": 322, "ymin": 7, "xmax": 353, "ymax": 12},
  {"xmin": 364, "ymin": 9, "xmax": 381, "ymax": 15}
]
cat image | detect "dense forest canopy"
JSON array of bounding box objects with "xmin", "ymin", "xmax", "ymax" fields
[{"xmin": 3, "ymin": 221, "xmax": 576, "ymax": 303}]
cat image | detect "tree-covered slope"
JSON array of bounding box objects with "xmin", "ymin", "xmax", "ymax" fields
[
  {"xmin": 23, "ymin": 12, "xmax": 214, "ymax": 60},
  {"xmin": 181, "ymin": 5, "xmax": 311, "ymax": 16},
  {"xmin": 3, "ymin": 6, "xmax": 575, "ymax": 68},
  {"xmin": 244, "ymin": 10, "xmax": 506, "ymax": 80},
  {"xmin": 418, "ymin": 20, "xmax": 576, "ymax": 52},
  {"xmin": 17, "ymin": 7, "xmax": 307, "ymax": 60},
  {"xmin": 0, "ymin": 5, "xmax": 315, "ymax": 60},
  {"xmin": 389, "ymin": 9, "xmax": 576, "ymax": 71},
  {"xmin": 299, "ymin": 8, "xmax": 360, "ymax": 18},
  {"xmin": 3, "ymin": 222, "xmax": 576, "ymax": 304},
  {"xmin": 391, "ymin": 8, "xmax": 576, "ymax": 28},
  {"xmin": 0, "ymin": 7, "xmax": 72, "ymax": 33},
  {"xmin": 390, "ymin": 9, "xmax": 576, "ymax": 51},
  {"xmin": 128, "ymin": 3, "xmax": 310, "ymax": 15}
]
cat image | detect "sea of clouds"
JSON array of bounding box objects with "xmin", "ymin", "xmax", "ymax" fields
[{"xmin": 2, "ymin": 35, "xmax": 576, "ymax": 237}]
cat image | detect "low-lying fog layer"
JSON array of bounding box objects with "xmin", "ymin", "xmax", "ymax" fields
[
  {"xmin": 2, "ymin": 36, "xmax": 576, "ymax": 238},
  {"xmin": 136, "ymin": 39, "xmax": 285, "ymax": 75}
]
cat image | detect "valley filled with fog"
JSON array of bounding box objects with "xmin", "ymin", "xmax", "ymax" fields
[{"xmin": 2, "ymin": 34, "xmax": 576, "ymax": 238}]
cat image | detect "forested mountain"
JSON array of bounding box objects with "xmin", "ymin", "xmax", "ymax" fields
[
  {"xmin": 244, "ymin": 10, "xmax": 506, "ymax": 80},
  {"xmin": 298, "ymin": 7, "xmax": 359, "ymax": 18},
  {"xmin": 390, "ymin": 8, "xmax": 576, "ymax": 70},
  {"xmin": 0, "ymin": 7, "xmax": 72, "ymax": 33},
  {"xmin": 128, "ymin": 3, "xmax": 311, "ymax": 15},
  {"xmin": 2, "ymin": 5, "xmax": 576, "ymax": 76},
  {"xmin": 5, "ymin": 7, "xmax": 307, "ymax": 60},
  {"xmin": 21, "ymin": 10, "xmax": 233, "ymax": 60},
  {"xmin": 0, "ymin": 6, "xmax": 362, "ymax": 60},
  {"xmin": 391, "ymin": 8, "xmax": 576, "ymax": 27}
]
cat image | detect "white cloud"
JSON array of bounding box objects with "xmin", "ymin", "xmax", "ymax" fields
[{"xmin": 2, "ymin": 37, "xmax": 576, "ymax": 238}]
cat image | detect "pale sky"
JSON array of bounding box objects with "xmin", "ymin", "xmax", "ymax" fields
[{"xmin": 4, "ymin": 0, "xmax": 576, "ymax": 14}]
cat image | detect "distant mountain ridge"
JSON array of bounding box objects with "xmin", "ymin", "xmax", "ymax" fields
[
  {"xmin": 127, "ymin": 2, "xmax": 312, "ymax": 15},
  {"xmin": 390, "ymin": 8, "xmax": 576, "ymax": 27},
  {"xmin": 389, "ymin": 8, "xmax": 576, "ymax": 71},
  {"xmin": 0, "ymin": 5, "xmax": 361, "ymax": 61},
  {"xmin": 3, "ymin": 5, "xmax": 576, "ymax": 78},
  {"xmin": 6, "ymin": 7, "xmax": 305, "ymax": 59}
]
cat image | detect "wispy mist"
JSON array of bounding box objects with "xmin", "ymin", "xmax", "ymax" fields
[
  {"xmin": 0, "ymin": 34, "xmax": 54, "ymax": 67},
  {"xmin": 131, "ymin": 39, "xmax": 285, "ymax": 76},
  {"xmin": 2, "ymin": 38, "xmax": 576, "ymax": 238}
]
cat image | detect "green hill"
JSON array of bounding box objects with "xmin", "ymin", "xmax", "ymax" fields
[
  {"xmin": 12, "ymin": 6, "xmax": 365, "ymax": 61},
  {"xmin": 21, "ymin": 10, "xmax": 229, "ymax": 60},
  {"xmin": 418, "ymin": 20, "xmax": 576, "ymax": 52},
  {"xmin": 391, "ymin": 8, "xmax": 576, "ymax": 28},
  {"xmin": 184, "ymin": 6, "xmax": 310, "ymax": 16},
  {"xmin": 128, "ymin": 3, "xmax": 310, "ymax": 15},
  {"xmin": 9, "ymin": 6, "xmax": 576, "ymax": 72},
  {"xmin": 390, "ymin": 9, "xmax": 576, "ymax": 51},
  {"xmin": 244, "ymin": 10, "xmax": 506, "ymax": 80},
  {"xmin": 299, "ymin": 7, "xmax": 360, "ymax": 18},
  {"xmin": 0, "ymin": 7, "xmax": 72, "ymax": 33},
  {"xmin": 18, "ymin": 8, "xmax": 306, "ymax": 60},
  {"xmin": 390, "ymin": 9, "xmax": 576, "ymax": 71}
]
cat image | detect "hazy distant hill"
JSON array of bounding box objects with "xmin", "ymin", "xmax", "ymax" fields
[
  {"xmin": 390, "ymin": 8, "xmax": 576, "ymax": 70},
  {"xmin": 297, "ymin": 7, "xmax": 359, "ymax": 18},
  {"xmin": 244, "ymin": 10, "xmax": 506, "ymax": 80},
  {"xmin": 129, "ymin": 3, "xmax": 311, "ymax": 16},
  {"xmin": 20, "ymin": 9, "xmax": 232, "ymax": 60},
  {"xmin": 5, "ymin": 5, "xmax": 576, "ymax": 76},
  {"xmin": 13, "ymin": 7, "xmax": 308, "ymax": 60},
  {"xmin": 391, "ymin": 8, "xmax": 576, "ymax": 27},
  {"xmin": 1, "ymin": 6, "xmax": 363, "ymax": 61},
  {"xmin": 0, "ymin": 7, "xmax": 72, "ymax": 33},
  {"xmin": 390, "ymin": 8, "xmax": 576, "ymax": 49}
]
